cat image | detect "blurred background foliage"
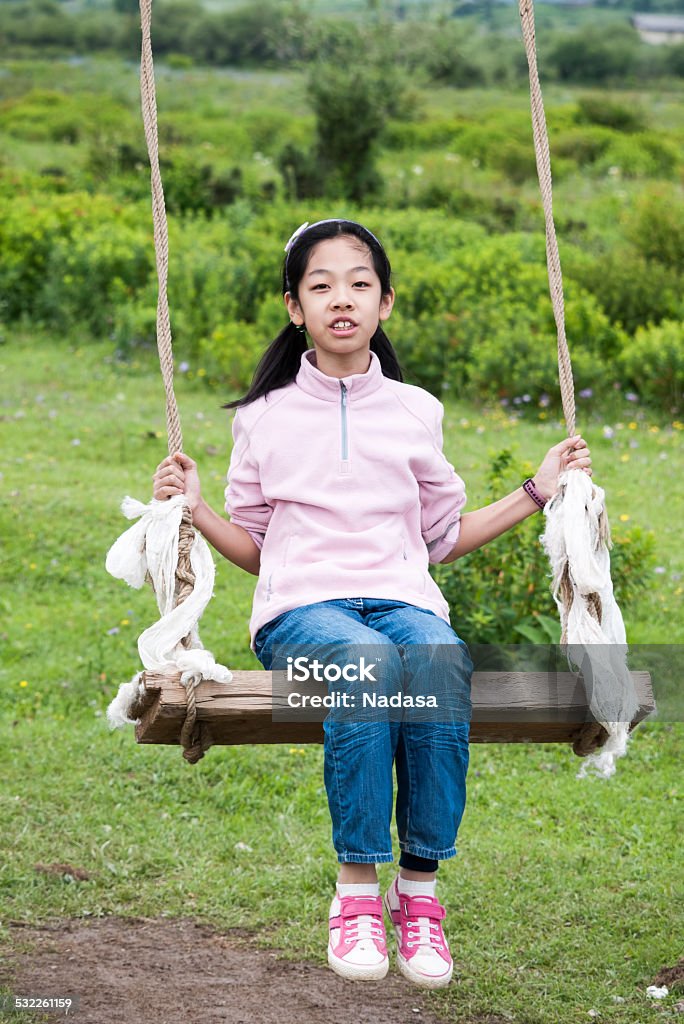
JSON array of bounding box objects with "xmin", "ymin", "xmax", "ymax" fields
[{"xmin": 1, "ymin": 1, "xmax": 683, "ymax": 412}]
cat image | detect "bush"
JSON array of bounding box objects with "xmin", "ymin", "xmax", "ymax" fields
[
  {"xmin": 307, "ymin": 56, "xmax": 406, "ymax": 203},
  {"xmin": 390, "ymin": 234, "xmax": 624, "ymax": 404},
  {"xmin": 393, "ymin": 19, "xmax": 485, "ymax": 87},
  {"xmin": 198, "ymin": 294, "xmax": 286, "ymax": 393},
  {"xmin": 384, "ymin": 119, "xmax": 463, "ymax": 152},
  {"xmin": 563, "ymin": 246, "xmax": 682, "ymax": 334},
  {"xmin": 36, "ymin": 218, "xmax": 154, "ymax": 335},
  {"xmin": 594, "ymin": 133, "xmax": 679, "ymax": 180},
  {"xmin": 553, "ymin": 125, "xmax": 615, "ymax": 166},
  {"xmin": 666, "ymin": 42, "xmax": 684, "ymax": 77},
  {"xmin": 493, "ymin": 140, "xmax": 538, "ymax": 185},
  {"xmin": 625, "ymin": 188, "xmax": 684, "ymax": 269},
  {"xmin": 431, "ymin": 448, "xmax": 656, "ymax": 646},
  {"xmin": 0, "ymin": 192, "xmax": 148, "ymax": 322},
  {"xmin": 1, "ymin": 89, "xmax": 86, "ymax": 144},
  {"xmin": 575, "ymin": 95, "xmax": 647, "ymax": 133},
  {"xmin": 618, "ymin": 320, "xmax": 684, "ymax": 414},
  {"xmin": 463, "ymin": 316, "xmax": 615, "ymax": 407},
  {"xmin": 548, "ymin": 27, "xmax": 641, "ymax": 85}
]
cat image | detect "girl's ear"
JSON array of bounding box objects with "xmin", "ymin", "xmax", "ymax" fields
[
  {"xmin": 379, "ymin": 286, "xmax": 395, "ymax": 322},
  {"xmin": 284, "ymin": 292, "xmax": 304, "ymax": 326}
]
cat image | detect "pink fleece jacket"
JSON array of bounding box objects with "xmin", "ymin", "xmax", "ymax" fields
[{"xmin": 224, "ymin": 349, "xmax": 467, "ymax": 652}]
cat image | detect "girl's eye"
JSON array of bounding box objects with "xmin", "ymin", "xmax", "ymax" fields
[{"xmin": 311, "ymin": 282, "xmax": 371, "ymax": 290}]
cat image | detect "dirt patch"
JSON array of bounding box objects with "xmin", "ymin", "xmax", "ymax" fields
[
  {"xmin": 654, "ymin": 957, "xmax": 684, "ymax": 993},
  {"xmin": 1, "ymin": 916, "xmax": 449, "ymax": 1024}
]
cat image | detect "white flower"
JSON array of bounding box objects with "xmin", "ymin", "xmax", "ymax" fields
[{"xmin": 646, "ymin": 985, "xmax": 669, "ymax": 999}]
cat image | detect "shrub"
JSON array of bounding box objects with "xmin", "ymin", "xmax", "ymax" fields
[
  {"xmin": 391, "ymin": 234, "xmax": 624, "ymax": 405},
  {"xmin": 36, "ymin": 218, "xmax": 154, "ymax": 335},
  {"xmin": 198, "ymin": 294, "xmax": 286, "ymax": 393},
  {"xmin": 575, "ymin": 95, "xmax": 647, "ymax": 133},
  {"xmin": 384, "ymin": 119, "xmax": 463, "ymax": 152},
  {"xmin": 553, "ymin": 125, "xmax": 615, "ymax": 166},
  {"xmin": 1, "ymin": 89, "xmax": 84, "ymax": 144},
  {"xmin": 394, "ymin": 19, "xmax": 485, "ymax": 88},
  {"xmin": 0, "ymin": 192, "xmax": 147, "ymax": 322},
  {"xmin": 594, "ymin": 133, "xmax": 679, "ymax": 180},
  {"xmin": 431, "ymin": 448, "xmax": 656, "ymax": 646},
  {"xmin": 563, "ymin": 246, "xmax": 682, "ymax": 334},
  {"xmin": 307, "ymin": 56, "xmax": 406, "ymax": 203},
  {"xmin": 462, "ymin": 310, "xmax": 617, "ymax": 408},
  {"xmin": 666, "ymin": 42, "xmax": 684, "ymax": 77},
  {"xmin": 618, "ymin": 320, "xmax": 684, "ymax": 414},
  {"xmin": 548, "ymin": 28, "xmax": 641, "ymax": 85},
  {"xmin": 493, "ymin": 140, "xmax": 538, "ymax": 185},
  {"xmin": 625, "ymin": 188, "xmax": 684, "ymax": 269}
]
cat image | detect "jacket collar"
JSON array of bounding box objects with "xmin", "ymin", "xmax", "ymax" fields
[{"xmin": 295, "ymin": 348, "xmax": 385, "ymax": 403}]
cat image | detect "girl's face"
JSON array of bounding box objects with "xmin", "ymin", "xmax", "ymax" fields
[{"xmin": 284, "ymin": 236, "xmax": 394, "ymax": 368}]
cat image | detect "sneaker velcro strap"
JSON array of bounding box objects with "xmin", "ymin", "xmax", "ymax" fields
[
  {"xmin": 340, "ymin": 899, "xmax": 382, "ymax": 919},
  {"xmin": 402, "ymin": 898, "xmax": 446, "ymax": 921}
]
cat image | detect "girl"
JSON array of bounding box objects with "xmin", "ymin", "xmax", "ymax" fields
[{"xmin": 153, "ymin": 218, "xmax": 592, "ymax": 990}]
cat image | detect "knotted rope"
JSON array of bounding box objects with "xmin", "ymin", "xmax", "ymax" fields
[
  {"xmin": 519, "ymin": 0, "xmax": 639, "ymax": 769},
  {"xmin": 106, "ymin": 496, "xmax": 232, "ymax": 762},
  {"xmin": 138, "ymin": 0, "xmax": 205, "ymax": 761}
]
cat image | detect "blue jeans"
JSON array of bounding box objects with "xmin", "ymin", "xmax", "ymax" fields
[{"xmin": 254, "ymin": 598, "xmax": 473, "ymax": 865}]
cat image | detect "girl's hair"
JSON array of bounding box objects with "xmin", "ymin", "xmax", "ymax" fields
[{"xmin": 224, "ymin": 219, "xmax": 403, "ymax": 409}]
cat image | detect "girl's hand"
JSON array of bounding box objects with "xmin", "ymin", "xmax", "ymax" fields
[
  {"xmin": 533, "ymin": 434, "xmax": 592, "ymax": 501},
  {"xmin": 152, "ymin": 452, "xmax": 202, "ymax": 511}
]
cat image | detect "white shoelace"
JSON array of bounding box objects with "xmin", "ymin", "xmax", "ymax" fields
[
  {"xmin": 406, "ymin": 916, "xmax": 443, "ymax": 950},
  {"xmin": 403, "ymin": 896, "xmax": 444, "ymax": 951},
  {"xmin": 345, "ymin": 913, "xmax": 383, "ymax": 945}
]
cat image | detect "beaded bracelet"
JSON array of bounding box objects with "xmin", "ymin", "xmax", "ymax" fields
[{"xmin": 522, "ymin": 477, "xmax": 548, "ymax": 511}]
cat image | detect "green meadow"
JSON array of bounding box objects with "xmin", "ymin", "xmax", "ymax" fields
[{"xmin": 1, "ymin": 331, "xmax": 681, "ymax": 1023}]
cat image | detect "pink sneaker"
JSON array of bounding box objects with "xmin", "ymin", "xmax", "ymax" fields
[
  {"xmin": 328, "ymin": 892, "xmax": 389, "ymax": 981},
  {"xmin": 384, "ymin": 876, "xmax": 453, "ymax": 988}
]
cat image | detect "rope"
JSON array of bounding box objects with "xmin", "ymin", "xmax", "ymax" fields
[
  {"xmin": 519, "ymin": 0, "xmax": 613, "ymax": 758},
  {"xmin": 139, "ymin": 0, "xmax": 183, "ymax": 457},
  {"xmin": 518, "ymin": 0, "xmax": 576, "ymax": 438},
  {"xmin": 139, "ymin": 0, "xmax": 206, "ymax": 762}
]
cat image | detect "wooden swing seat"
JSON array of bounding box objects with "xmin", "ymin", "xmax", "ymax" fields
[{"xmin": 132, "ymin": 669, "xmax": 655, "ymax": 750}]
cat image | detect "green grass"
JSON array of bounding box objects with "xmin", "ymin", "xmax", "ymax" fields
[{"xmin": 1, "ymin": 331, "xmax": 682, "ymax": 1022}]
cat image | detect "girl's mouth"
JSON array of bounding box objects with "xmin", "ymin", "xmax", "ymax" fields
[{"xmin": 329, "ymin": 320, "xmax": 358, "ymax": 337}]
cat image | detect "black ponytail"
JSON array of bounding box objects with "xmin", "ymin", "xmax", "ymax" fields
[
  {"xmin": 223, "ymin": 219, "xmax": 404, "ymax": 410},
  {"xmin": 370, "ymin": 326, "xmax": 403, "ymax": 383}
]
